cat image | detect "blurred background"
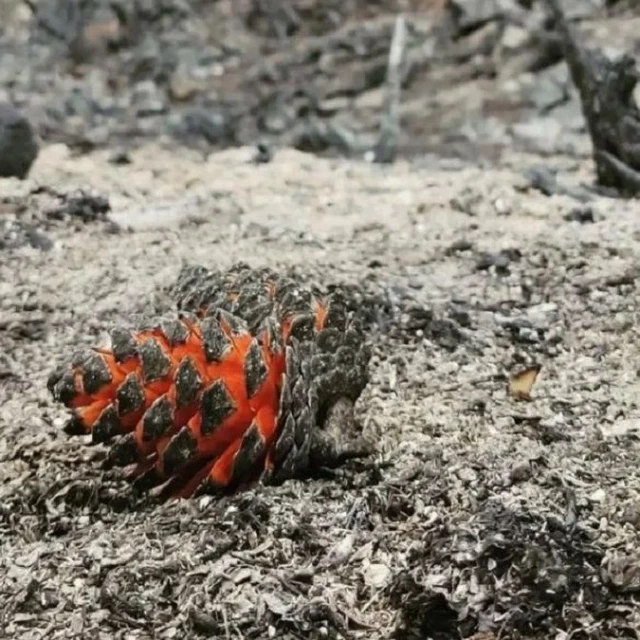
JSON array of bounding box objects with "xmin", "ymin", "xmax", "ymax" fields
[{"xmin": 1, "ymin": 0, "xmax": 638, "ymax": 164}]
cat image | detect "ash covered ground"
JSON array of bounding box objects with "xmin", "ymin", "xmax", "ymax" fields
[{"xmin": 2, "ymin": 1, "xmax": 640, "ymax": 639}]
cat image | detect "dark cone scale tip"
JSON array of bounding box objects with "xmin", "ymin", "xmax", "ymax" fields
[{"xmin": 48, "ymin": 262, "xmax": 371, "ymax": 499}]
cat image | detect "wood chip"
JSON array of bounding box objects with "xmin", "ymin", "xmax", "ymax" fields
[{"xmin": 508, "ymin": 364, "xmax": 541, "ymax": 401}]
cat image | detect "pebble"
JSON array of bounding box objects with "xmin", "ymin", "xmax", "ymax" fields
[
  {"xmin": 252, "ymin": 142, "xmax": 273, "ymax": 164},
  {"xmin": 108, "ymin": 148, "xmax": 132, "ymax": 165},
  {"xmin": 132, "ymin": 80, "xmax": 167, "ymax": 117},
  {"xmin": 620, "ymin": 500, "xmax": 640, "ymax": 528},
  {"xmin": 25, "ymin": 228, "xmax": 53, "ymax": 251},
  {"xmin": 564, "ymin": 206, "xmax": 595, "ymax": 224},
  {"xmin": 509, "ymin": 461, "xmax": 532, "ymax": 483},
  {"xmin": 169, "ymin": 66, "xmax": 203, "ymax": 101},
  {"xmin": 0, "ymin": 103, "xmax": 38, "ymax": 179}
]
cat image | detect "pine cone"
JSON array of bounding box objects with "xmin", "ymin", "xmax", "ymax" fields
[{"xmin": 48, "ymin": 263, "xmax": 371, "ymax": 499}]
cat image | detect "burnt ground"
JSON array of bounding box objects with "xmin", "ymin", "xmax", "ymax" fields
[
  {"xmin": 2, "ymin": 1, "xmax": 640, "ymax": 639},
  {"xmin": 2, "ymin": 145, "xmax": 640, "ymax": 639}
]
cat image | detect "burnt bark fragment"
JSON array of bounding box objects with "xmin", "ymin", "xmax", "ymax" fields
[{"xmin": 543, "ymin": 0, "xmax": 640, "ymax": 195}]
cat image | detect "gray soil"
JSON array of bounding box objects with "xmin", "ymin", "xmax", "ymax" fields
[{"xmin": 2, "ymin": 142, "xmax": 640, "ymax": 639}]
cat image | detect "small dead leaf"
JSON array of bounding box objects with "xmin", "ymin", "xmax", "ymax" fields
[
  {"xmin": 189, "ymin": 608, "xmax": 219, "ymax": 634},
  {"xmin": 509, "ymin": 364, "xmax": 541, "ymax": 401},
  {"xmin": 324, "ymin": 533, "xmax": 355, "ymax": 568},
  {"xmin": 14, "ymin": 548, "xmax": 41, "ymax": 568},
  {"xmin": 363, "ymin": 562, "xmax": 391, "ymax": 589},
  {"xmin": 600, "ymin": 418, "xmax": 640, "ymax": 438},
  {"xmin": 603, "ymin": 552, "xmax": 640, "ymax": 592},
  {"xmin": 262, "ymin": 592, "xmax": 290, "ymax": 617}
]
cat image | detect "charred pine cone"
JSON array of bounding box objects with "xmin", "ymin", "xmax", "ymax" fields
[{"xmin": 48, "ymin": 263, "xmax": 371, "ymax": 500}]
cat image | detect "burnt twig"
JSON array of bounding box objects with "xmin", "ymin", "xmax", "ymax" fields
[
  {"xmin": 543, "ymin": 0, "xmax": 640, "ymax": 196},
  {"xmin": 373, "ymin": 14, "xmax": 407, "ymax": 164}
]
